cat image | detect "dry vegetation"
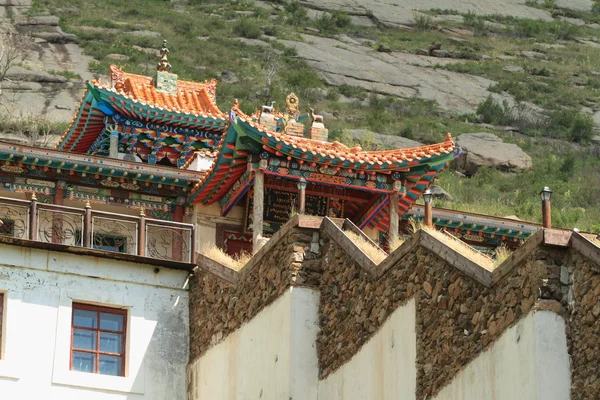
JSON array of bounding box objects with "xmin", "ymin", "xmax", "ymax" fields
[
  {"xmin": 200, "ymin": 244, "xmax": 252, "ymax": 271},
  {"xmin": 423, "ymin": 226, "xmax": 497, "ymax": 271},
  {"xmin": 344, "ymin": 230, "xmax": 388, "ymax": 264}
]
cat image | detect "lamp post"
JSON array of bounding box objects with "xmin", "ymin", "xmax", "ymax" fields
[
  {"xmin": 423, "ymin": 189, "xmax": 433, "ymax": 228},
  {"xmin": 540, "ymin": 186, "xmax": 552, "ymax": 228},
  {"xmin": 297, "ymin": 178, "xmax": 307, "ymax": 214}
]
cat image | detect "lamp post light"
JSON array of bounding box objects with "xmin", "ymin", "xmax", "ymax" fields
[
  {"xmin": 297, "ymin": 178, "xmax": 307, "ymax": 214},
  {"xmin": 540, "ymin": 186, "xmax": 552, "ymax": 228},
  {"xmin": 423, "ymin": 189, "xmax": 433, "ymax": 228}
]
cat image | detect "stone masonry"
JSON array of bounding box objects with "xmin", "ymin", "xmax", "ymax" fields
[{"xmin": 189, "ymin": 216, "xmax": 600, "ymax": 399}]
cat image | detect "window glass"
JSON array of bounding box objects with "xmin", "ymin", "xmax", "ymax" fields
[
  {"xmin": 99, "ymin": 355, "xmax": 122, "ymax": 376},
  {"xmin": 73, "ymin": 309, "xmax": 97, "ymax": 328},
  {"xmin": 100, "ymin": 312, "xmax": 123, "ymax": 331},
  {"xmin": 100, "ymin": 332, "xmax": 122, "ymax": 353},
  {"xmin": 72, "ymin": 351, "xmax": 96, "ymax": 373},
  {"xmin": 73, "ymin": 329, "xmax": 97, "ymax": 350}
]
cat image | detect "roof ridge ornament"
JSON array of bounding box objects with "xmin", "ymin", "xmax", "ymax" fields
[{"xmin": 157, "ymin": 39, "xmax": 172, "ymax": 72}]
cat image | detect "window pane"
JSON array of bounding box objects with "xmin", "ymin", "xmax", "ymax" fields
[
  {"xmin": 73, "ymin": 309, "xmax": 97, "ymax": 328},
  {"xmin": 73, "ymin": 329, "xmax": 97, "ymax": 350},
  {"xmin": 99, "ymin": 355, "xmax": 122, "ymax": 376},
  {"xmin": 100, "ymin": 312, "xmax": 123, "ymax": 331},
  {"xmin": 100, "ymin": 332, "xmax": 122, "ymax": 354},
  {"xmin": 73, "ymin": 351, "xmax": 96, "ymax": 373}
]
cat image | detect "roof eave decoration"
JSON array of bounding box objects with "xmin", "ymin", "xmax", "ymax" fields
[
  {"xmin": 56, "ymin": 64, "xmax": 228, "ymax": 154},
  {"xmin": 0, "ymin": 141, "xmax": 202, "ymax": 190},
  {"xmin": 233, "ymin": 104, "xmax": 456, "ymax": 173},
  {"xmin": 188, "ymin": 100, "xmax": 456, "ymax": 213}
]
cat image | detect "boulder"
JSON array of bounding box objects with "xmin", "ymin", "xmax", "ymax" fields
[
  {"xmin": 429, "ymin": 185, "xmax": 453, "ymax": 201},
  {"xmin": 344, "ymin": 129, "xmax": 423, "ymax": 150},
  {"xmin": 454, "ymin": 133, "xmax": 532, "ymax": 175},
  {"xmin": 220, "ymin": 70, "xmax": 239, "ymax": 84},
  {"xmin": 503, "ymin": 65, "xmax": 524, "ymax": 73}
]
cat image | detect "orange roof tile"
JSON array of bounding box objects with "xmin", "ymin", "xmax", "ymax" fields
[
  {"xmin": 92, "ymin": 65, "xmax": 226, "ymax": 118},
  {"xmin": 233, "ymin": 104, "xmax": 455, "ymax": 167}
]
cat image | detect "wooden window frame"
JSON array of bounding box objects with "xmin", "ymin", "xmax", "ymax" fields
[{"xmin": 70, "ymin": 303, "xmax": 127, "ymax": 377}]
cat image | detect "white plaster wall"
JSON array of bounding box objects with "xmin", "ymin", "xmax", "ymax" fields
[
  {"xmin": 0, "ymin": 243, "xmax": 189, "ymax": 400},
  {"xmin": 431, "ymin": 310, "xmax": 570, "ymax": 400},
  {"xmin": 317, "ymin": 299, "xmax": 417, "ymax": 400},
  {"xmin": 188, "ymin": 287, "xmax": 320, "ymax": 400},
  {"xmin": 194, "ymin": 202, "xmax": 244, "ymax": 249}
]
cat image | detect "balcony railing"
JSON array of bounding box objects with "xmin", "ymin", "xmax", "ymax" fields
[{"xmin": 0, "ymin": 195, "xmax": 196, "ymax": 263}]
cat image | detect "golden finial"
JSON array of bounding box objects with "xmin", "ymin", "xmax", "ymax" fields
[
  {"xmin": 139, "ymin": 207, "xmax": 146, "ymax": 217},
  {"xmin": 31, "ymin": 193, "xmax": 37, "ymax": 201},
  {"xmin": 85, "ymin": 200, "xmax": 91, "ymax": 209},
  {"xmin": 445, "ymin": 132, "xmax": 453, "ymax": 142},
  {"xmin": 157, "ymin": 39, "xmax": 171, "ymax": 72}
]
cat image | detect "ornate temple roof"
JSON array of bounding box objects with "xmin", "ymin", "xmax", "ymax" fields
[
  {"xmin": 187, "ymin": 101, "xmax": 456, "ymax": 216},
  {"xmin": 56, "ymin": 65, "xmax": 227, "ymax": 154},
  {"xmin": 105, "ymin": 65, "xmax": 225, "ymax": 117}
]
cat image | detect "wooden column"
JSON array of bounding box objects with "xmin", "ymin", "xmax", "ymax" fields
[
  {"xmin": 542, "ymin": 200, "xmax": 551, "ymax": 228},
  {"xmin": 424, "ymin": 201, "xmax": 433, "ymax": 228},
  {"xmin": 253, "ymin": 170, "xmax": 264, "ymax": 252},
  {"xmin": 388, "ymin": 192, "xmax": 399, "ymax": 249},
  {"xmin": 29, "ymin": 193, "xmax": 38, "ymax": 241},
  {"xmin": 173, "ymin": 199, "xmax": 185, "ymax": 261},
  {"xmin": 52, "ymin": 181, "xmax": 65, "ymax": 244},
  {"xmin": 138, "ymin": 208, "xmax": 146, "ymax": 257}
]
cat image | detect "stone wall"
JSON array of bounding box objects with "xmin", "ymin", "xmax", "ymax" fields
[
  {"xmin": 189, "ymin": 218, "xmax": 600, "ymax": 400},
  {"xmin": 189, "ymin": 226, "xmax": 320, "ymax": 361},
  {"xmin": 317, "ymin": 238, "xmax": 560, "ymax": 398},
  {"xmin": 568, "ymin": 251, "xmax": 600, "ymax": 399}
]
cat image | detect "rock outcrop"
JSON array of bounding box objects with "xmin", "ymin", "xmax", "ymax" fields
[
  {"xmin": 279, "ymin": 35, "xmax": 507, "ymax": 114},
  {"xmin": 454, "ymin": 133, "xmax": 533, "ymax": 175},
  {"xmin": 345, "ymin": 129, "xmax": 423, "ymax": 150},
  {"xmin": 0, "ymin": 0, "xmax": 96, "ymax": 147}
]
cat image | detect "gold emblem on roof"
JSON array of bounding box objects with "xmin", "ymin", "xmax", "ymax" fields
[{"xmin": 157, "ymin": 40, "xmax": 172, "ymax": 72}]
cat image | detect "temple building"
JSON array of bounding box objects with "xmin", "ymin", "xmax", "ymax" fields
[
  {"xmin": 0, "ymin": 39, "xmax": 464, "ymax": 258},
  {"xmin": 0, "ymin": 42, "xmax": 597, "ymax": 400}
]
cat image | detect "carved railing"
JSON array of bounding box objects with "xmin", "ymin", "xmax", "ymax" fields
[{"xmin": 0, "ymin": 195, "xmax": 195, "ymax": 263}]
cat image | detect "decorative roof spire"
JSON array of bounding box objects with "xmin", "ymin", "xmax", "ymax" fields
[{"xmin": 157, "ymin": 39, "xmax": 171, "ymax": 72}]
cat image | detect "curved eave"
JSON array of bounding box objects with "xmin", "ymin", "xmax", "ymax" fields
[
  {"xmin": 56, "ymin": 87, "xmax": 105, "ymax": 152},
  {"xmin": 235, "ymin": 116, "xmax": 455, "ymax": 172},
  {"xmin": 57, "ymin": 82, "xmax": 229, "ymax": 154},
  {"xmin": 363, "ymin": 158, "xmax": 453, "ymax": 231},
  {"xmin": 187, "ymin": 122, "xmax": 248, "ymax": 205}
]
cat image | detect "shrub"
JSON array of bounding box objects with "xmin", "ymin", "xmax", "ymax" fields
[
  {"xmin": 339, "ymin": 84, "xmax": 367, "ymax": 100},
  {"xmin": 413, "ymin": 13, "xmax": 433, "ymax": 31},
  {"xmin": 549, "ymin": 22, "xmax": 580, "ymax": 40},
  {"xmin": 515, "ymin": 19, "xmax": 545, "ymax": 37},
  {"xmin": 232, "ymin": 18, "xmax": 262, "ymax": 39},
  {"xmin": 314, "ymin": 12, "xmax": 351, "ymax": 33},
  {"xmin": 284, "ymin": 1, "xmax": 308, "ymax": 25},
  {"xmin": 548, "ymin": 109, "xmax": 594, "ymax": 142},
  {"xmin": 331, "ymin": 11, "xmax": 352, "ymax": 28},
  {"xmin": 476, "ymin": 96, "xmax": 513, "ymax": 125}
]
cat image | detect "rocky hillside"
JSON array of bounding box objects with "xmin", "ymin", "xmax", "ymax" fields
[{"xmin": 1, "ymin": 0, "xmax": 599, "ymax": 231}]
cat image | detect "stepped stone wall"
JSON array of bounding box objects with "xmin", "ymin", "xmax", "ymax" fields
[
  {"xmin": 569, "ymin": 251, "xmax": 600, "ymax": 399},
  {"xmin": 188, "ymin": 217, "xmax": 600, "ymax": 399}
]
